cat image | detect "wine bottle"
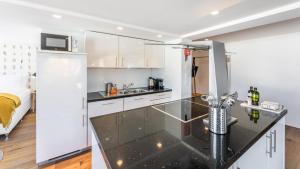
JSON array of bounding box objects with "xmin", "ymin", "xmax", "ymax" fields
[
  {"xmin": 252, "ymin": 87, "xmax": 257, "ymax": 106},
  {"xmin": 255, "ymin": 87, "xmax": 260, "ymax": 105},
  {"xmin": 252, "ymin": 87, "xmax": 260, "ymax": 106},
  {"xmin": 248, "ymin": 86, "xmax": 253, "ymax": 105}
]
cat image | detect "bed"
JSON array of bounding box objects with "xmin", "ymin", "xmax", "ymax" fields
[{"xmin": 0, "ymin": 75, "xmax": 31, "ymax": 137}]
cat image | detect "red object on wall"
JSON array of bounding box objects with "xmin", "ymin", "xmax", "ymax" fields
[{"xmin": 184, "ymin": 48, "xmax": 190, "ymax": 60}]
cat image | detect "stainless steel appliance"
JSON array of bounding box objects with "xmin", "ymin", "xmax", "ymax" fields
[
  {"xmin": 41, "ymin": 33, "xmax": 72, "ymax": 51},
  {"xmin": 148, "ymin": 77, "xmax": 154, "ymax": 90}
]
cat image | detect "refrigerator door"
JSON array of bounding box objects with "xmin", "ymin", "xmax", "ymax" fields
[{"xmin": 36, "ymin": 52, "xmax": 87, "ymax": 163}]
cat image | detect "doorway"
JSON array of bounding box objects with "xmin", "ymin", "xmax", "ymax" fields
[{"xmin": 191, "ymin": 50, "xmax": 209, "ymax": 96}]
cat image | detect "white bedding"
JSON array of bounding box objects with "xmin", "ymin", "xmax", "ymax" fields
[{"xmin": 0, "ymin": 88, "xmax": 31, "ymax": 135}]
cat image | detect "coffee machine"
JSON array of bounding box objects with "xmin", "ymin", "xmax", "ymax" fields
[
  {"xmin": 156, "ymin": 78, "xmax": 164, "ymax": 90},
  {"xmin": 148, "ymin": 77, "xmax": 164, "ymax": 90}
]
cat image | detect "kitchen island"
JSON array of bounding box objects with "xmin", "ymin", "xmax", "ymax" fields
[{"xmin": 89, "ymin": 96, "xmax": 287, "ymax": 169}]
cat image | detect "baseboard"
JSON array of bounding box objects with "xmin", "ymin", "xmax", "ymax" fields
[{"xmin": 37, "ymin": 147, "xmax": 91, "ymax": 168}]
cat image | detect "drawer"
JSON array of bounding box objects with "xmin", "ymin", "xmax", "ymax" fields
[
  {"xmin": 124, "ymin": 95, "xmax": 152, "ymax": 110},
  {"xmin": 88, "ymin": 99, "xmax": 123, "ymax": 117},
  {"xmin": 150, "ymin": 92, "xmax": 172, "ymax": 105}
]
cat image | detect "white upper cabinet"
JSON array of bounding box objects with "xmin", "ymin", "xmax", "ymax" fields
[
  {"xmin": 85, "ymin": 32, "xmax": 118, "ymax": 68},
  {"xmin": 85, "ymin": 32, "xmax": 164, "ymax": 68},
  {"xmin": 119, "ymin": 37, "xmax": 145, "ymax": 68},
  {"xmin": 145, "ymin": 41, "xmax": 165, "ymax": 68}
]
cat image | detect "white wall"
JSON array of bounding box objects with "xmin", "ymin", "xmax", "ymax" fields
[
  {"xmin": 87, "ymin": 68, "xmax": 155, "ymax": 92},
  {"xmin": 151, "ymin": 45, "xmax": 181, "ymax": 100},
  {"xmin": 210, "ymin": 18, "xmax": 300, "ymax": 128},
  {"xmin": 151, "ymin": 39, "xmax": 192, "ymax": 101}
]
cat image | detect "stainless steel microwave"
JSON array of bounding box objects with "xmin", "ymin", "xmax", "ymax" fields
[{"xmin": 41, "ymin": 33, "xmax": 72, "ymax": 51}]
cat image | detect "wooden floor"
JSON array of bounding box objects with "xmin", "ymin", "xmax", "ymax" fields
[
  {"xmin": 0, "ymin": 111, "xmax": 90, "ymax": 169},
  {"xmin": 1, "ymin": 111, "xmax": 300, "ymax": 169},
  {"xmin": 286, "ymin": 126, "xmax": 300, "ymax": 169}
]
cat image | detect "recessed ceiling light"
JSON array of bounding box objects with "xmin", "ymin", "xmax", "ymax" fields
[
  {"xmin": 157, "ymin": 34, "xmax": 163, "ymax": 38},
  {"xmin": 117, "ymin": 26, "xmax": 124, "ymax": 30},
  {"xmin": 205, "ymin": 38, "xmax": 209, "ymax": 41},
  {"xmin": 156, "ymin": 142, "xmax": 163, "ymax": 148},
  {"xmin": 52, "ymin": 14, "xmax": 62, "ymax": 19},
  {"xmin": 116, "ymin": 160, "xmax": 123, "ymax": 167},
  {"xmin": 210, "ymin": 10, "xmax": 219, "ymax": 16}
]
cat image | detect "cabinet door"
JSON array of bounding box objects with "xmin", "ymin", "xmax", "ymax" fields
[
  {"xmin": 85, "ymin": 32, "xmax": 118, "ymax": 68},
  {"xmin": 119, "ymin": 37, "xmax": 145, "ymax": 68},
  {"xmin": 118, "ymin": 108, "xmax": 145, "ymax": 144},
  {"xmin": 87, "ymin": 99, "xmax": 123, "ymax": 146},
  {"xmin": 235, "ymin": 133, "xmax": 268, "ymax": 169},
  {"xmin": 92, "ymin": 132, "xmax": 108, "ymax": 169},
  {"xmin": 268, "ymin": 117, "xmax": 285, "ymax": 169},
  {"xmin": 145, "ymin": 41, "xmax": 165, "ymax": 68}
]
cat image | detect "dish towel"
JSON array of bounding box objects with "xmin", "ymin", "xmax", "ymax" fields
[{"xmin": 0, "ymin": 93, "xmax": 21, "ymax": 128}]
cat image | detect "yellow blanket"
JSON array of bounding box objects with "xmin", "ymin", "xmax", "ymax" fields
[{"xmin": 0, "ymin": 93, "xmax": 21, "ymax": 128}]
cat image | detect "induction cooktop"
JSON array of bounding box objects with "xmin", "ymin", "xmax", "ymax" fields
[{"xmin": 151, "ymin": 100, "xmax": 209, "ymax": 123}]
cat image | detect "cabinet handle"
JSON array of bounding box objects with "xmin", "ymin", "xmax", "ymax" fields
[
  {"xmin": 266, "ymin": 133, "xmax": 273, "ymax": 158},
  {"xmin": 115, "ymin": 56, "xmax": 117, "ymax": 67},
  {"xmin": 134, "ymin": 98, "xmax": 144, "ymax": 101},
  {"xmin": 82, "ymin": 114, "xmax": 85, "ymax": 127},
  {"xmin": 102, "ymin": 102, "xmax": 114, "ymax": 106},
  {"xmin": 82, "ymin": 97, "xmax": 85, "ymax": 109},
  {"xmin": 271, "ymin": 130, "xmax": 277, "ymax": 153}
]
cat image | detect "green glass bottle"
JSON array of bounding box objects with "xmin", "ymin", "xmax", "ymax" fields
[
  {"xmin": 254, "ymin": 87, "xmax": 260, "ymax": 106},
  {"xmin": 251, "ymin": 109, "xmax": 260, "ymax": 123},
  {"xmin": 251, "ymin": 88, "xmax": 257, "ymax": 105}
]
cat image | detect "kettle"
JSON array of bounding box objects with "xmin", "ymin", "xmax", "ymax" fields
[{"xmin": 148, "ymin": 77, "xmax": 154, "ymax": 90}]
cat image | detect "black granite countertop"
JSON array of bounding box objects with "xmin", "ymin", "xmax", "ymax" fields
[
  {"xmin": 90, "ymin": 96, "xmax": 287, "ymax": 169},
  {"xmin": 87, "ymin": 88, "xmax": 172, "ymax": 102}
]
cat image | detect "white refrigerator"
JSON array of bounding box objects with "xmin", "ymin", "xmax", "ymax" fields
[{"xmin": 36, "ymin": 51, "xmax": 87, "ymax": 164}]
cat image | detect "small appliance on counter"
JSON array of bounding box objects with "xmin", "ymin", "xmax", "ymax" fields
[
  {"xmin": 148, "ymin": 77, "xmax": 154, "ymax": 90},
  {"xmin": 41, "ymin": 33, "xmax": 72, "ymax": 52},
  {"xmin": 156, "ymin": 78, "xmax": 164, "ymax": 89},
  {"xmin": 148, "ymin": 77, "xmax": 164, "ymax": 90},
  {"xmin": 105, "ymin": 82, "xmax": 113, "ymax": 94}
]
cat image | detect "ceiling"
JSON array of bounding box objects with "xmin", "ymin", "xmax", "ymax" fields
[{"xmin": 1, "ymin": 0, "xmax": 300, "ymax": 40}]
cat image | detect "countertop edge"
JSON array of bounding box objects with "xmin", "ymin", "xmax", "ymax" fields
[
  {"xmin": 87, "ymin": 88, "xmax": 172, "ymax": 102},
  {"xmin": 221, "ymin": 109, "xmax": 288, "ymax": 169},
  {"xmin": 90, "ymin": 108, "xmax": 288, "ymax": 169}
]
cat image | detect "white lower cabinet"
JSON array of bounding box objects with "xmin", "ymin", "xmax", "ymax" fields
[
  {"xmin": 87, "ymin": 99, "xmax": 123, "ymax": 146},
  {"xmin": 92, "ymin": 132, "xmax": 108, "ymax": 169},
  {"xmin": 88, "ymin": 92, "xmax": 172, "ymax": 146},
  {"xmin": 150, "ymin": 92, "xmax": 172, "ymax": 105},
  {"xmin": 230, "ymin": 117, "xmax": 285, "ymax": 169},
  {"xmin": 123, "ymin": 95, "xmax": 152, "ymax": 110}
]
